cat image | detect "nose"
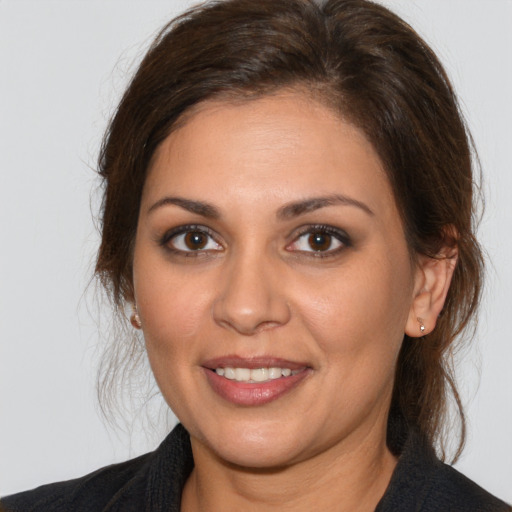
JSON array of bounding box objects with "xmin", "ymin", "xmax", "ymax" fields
[{"xmin": 212, "ymin": 251, "xmax": 291, "ymax": 335}]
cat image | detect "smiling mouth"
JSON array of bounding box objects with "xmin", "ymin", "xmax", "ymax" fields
[
  {"xmin": 213, "ymin": 367, "xmax": 303, "ymax": 383},
  {"xmin": 203, "ymin": 357, "xmax": 311, "ymax": 406}
]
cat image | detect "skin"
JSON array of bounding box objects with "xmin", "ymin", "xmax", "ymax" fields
[{"xmin": 132, "ymin": 91, "xmax": 456, "ymax": 511}]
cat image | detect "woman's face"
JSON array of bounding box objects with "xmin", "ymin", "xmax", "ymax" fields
[{"xmin": 133, "ymin": 92, "xmax": 422, "ymax": 468}]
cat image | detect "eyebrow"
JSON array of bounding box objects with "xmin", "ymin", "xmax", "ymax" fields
[
  {"xmin": 147, "ymin": 197, "xmax": 220, "ymax": 218},
  {"xmin": 147, "ymin": 193, "xmax": 374, "ymax": 219},
  {"xmin": 277, "ymin": 194, "xmax": 374, "ymax": 219}
]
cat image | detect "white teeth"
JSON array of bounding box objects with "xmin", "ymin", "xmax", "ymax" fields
[
  {"xmin": 251, "ymin": 368, "xmax": 269, "ymax": 382},
  {"xmin": 268, "ymin": 367, "xmax": 282, "ymax": 379},
  {"xmin": 224, "ymin": 367, "xmax": 236, "ymax": 380},
  {"xmin": 235, "ymin": 368, "xmax": 251, "ymax": 381},
  {"xmin": 215, "ymin": 367, "xmax": 301, "ymax": 382}
]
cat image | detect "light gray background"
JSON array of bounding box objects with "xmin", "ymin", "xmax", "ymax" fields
[{"xmin": 1, "ymin": 0, "xmax": 511, "ymax": 502}]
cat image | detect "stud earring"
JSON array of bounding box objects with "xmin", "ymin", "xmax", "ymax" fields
[
  {"xmin": 130, "ymin": 305, "xmax": 142, "ymax": 329},
  {"xmin": 417, "ymin": 317, "xmax": 425, "ymax": 335}
]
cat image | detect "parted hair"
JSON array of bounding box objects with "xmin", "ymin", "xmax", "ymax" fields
[{"xmin": 96, "ymin": 0, "xmax": 483, "ymax": 461}]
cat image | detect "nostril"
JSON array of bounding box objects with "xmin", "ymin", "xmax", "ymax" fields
[
  {"xmin": 213, "ymin": 307, "xmax": 290, "ymax": 336},
  {"xmin": 211, "ymin": 263, "xmax": 291, "ymax": 334}
]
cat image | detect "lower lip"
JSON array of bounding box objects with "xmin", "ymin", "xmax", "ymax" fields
[{"xmin": 204, "ymin": 368, "xmax": 310, "ymax": 406}]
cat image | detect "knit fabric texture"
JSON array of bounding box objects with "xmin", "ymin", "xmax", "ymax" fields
[{"xmin": 2, "ymin": 423, "xmax": 510, "ymax": 511}]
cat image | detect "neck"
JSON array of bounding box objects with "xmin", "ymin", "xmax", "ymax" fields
[{"xmin": 181, "ymin": 422, "xmax": 397, "ymax": 512}]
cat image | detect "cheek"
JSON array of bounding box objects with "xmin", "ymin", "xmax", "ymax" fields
[
  {"xmin": 295, "ymin": 251, "xmax": 412, "ymax": 361},
  {"xmin": 134, "ymin": 264, "xmax": 214, "ymax": 413},
  {"xmin": 133, "ymin": 246, "xmax": 213, "ymax": 361},
  {"xmin": 291, "ymin": 254, "xmax": 412, "ymax": 428},
  {"xmin": 139, "ymin": 282, "xmax": 212, "ymax": 356}
]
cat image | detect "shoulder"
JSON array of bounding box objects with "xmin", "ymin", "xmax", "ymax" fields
[
  {"xmin": 0, "ymin": 452, "xmax": 153, "ymax": 512},
  {"xmin": 381, "ymin": 460, "xmax": 510, "ymax": 512},
  {"xmin": 379, "ymin": 427, "xmax": 511, "ymax": 512},
  {"xmin": 421, "ymin": 461, "xmax": 511, "ymax": 512},
  {"xmin": 0, "ymin": 423, "xmax": 193, "ymax": 512}
]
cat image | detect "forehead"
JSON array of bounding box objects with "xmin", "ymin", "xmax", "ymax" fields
[{"xmin": 143, "ymin": 91, "xmax": 395, "ymax": 218}]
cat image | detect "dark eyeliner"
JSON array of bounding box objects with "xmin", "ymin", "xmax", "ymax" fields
[
  {"xmin": 292, "ymin": 224, "xmax": 352, "ymax": 257},
  {"xmin": 158, "ymin": 224, "xmax": 219, "ymax": 256}
]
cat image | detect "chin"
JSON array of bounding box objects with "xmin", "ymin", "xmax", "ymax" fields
[
  {"xmin": 214, "ymin": 439, "xmax": 303, "ymax": 470},
  {"xmin": 191, "ymin": 416, "xmax": 317, "ymax": 469}
]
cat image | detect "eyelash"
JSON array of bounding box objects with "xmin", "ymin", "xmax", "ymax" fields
[
  {"xmin": 286, "ymin": 224, "xmax": 351, "ymax": 258},
  {"xmin": 159, "ymin": 225, "xmax": 223, "ymax": 257},
  {"xmin": 159, "ymin": 224, "xmax": 351, "ymax": 258}
]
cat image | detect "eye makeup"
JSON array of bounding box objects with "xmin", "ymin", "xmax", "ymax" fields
[
  {"xmin": 286, "ymin": 224, "xmax": 352, "ymax": 259},
  {"xmin": 158, "ymin": 224, "xmax": 223, "ymax": 258}
]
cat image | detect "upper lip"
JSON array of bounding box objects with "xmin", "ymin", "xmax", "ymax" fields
[{"xmin": 202, "ymin": 355, "xmax": 309, "ymax": 371}]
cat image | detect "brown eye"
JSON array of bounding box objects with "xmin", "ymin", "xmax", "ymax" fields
[
  {"xmin": 184, "ymin": 231, "xmax": 208, "ymax": 250},
  {"xmin": 287, "ymin": 226, "xmax": 348, "ymax": 256},
  {"xmin": 166, "ymin": 227, "xmax": 223, "ymax": 253},
  {"xmin": 308, "ymin": 232, "xmax": 332, "ymax": 251}
]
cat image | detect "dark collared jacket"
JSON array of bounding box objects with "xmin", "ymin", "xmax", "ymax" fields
[{"xmin": 2, "ymin": 423, "xmax": 510, "ymax": 511}]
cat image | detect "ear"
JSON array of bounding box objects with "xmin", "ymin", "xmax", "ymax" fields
[{"xmin": 405, "ymin": 246, "xmax": 458, "ymax": 337}]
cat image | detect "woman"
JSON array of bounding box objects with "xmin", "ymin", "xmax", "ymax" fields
[{"xmin": 2, "ymin": 0, "xmax": 510, "ymax": 510}]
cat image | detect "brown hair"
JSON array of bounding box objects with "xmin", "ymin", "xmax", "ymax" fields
[{"xmin": 95, "ymin": 0, "xmax": 483, "ymax": 460}]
